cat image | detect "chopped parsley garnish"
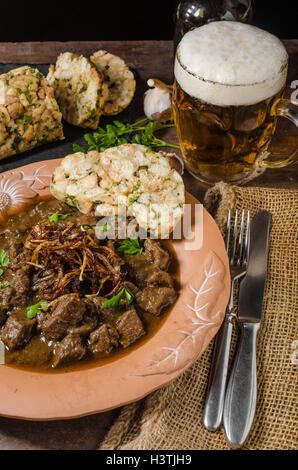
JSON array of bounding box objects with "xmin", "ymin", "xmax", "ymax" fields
[
  {"xmin": 48, "ymin": 212, "xmax": 69, "ymax": 223},
  {"xmin": 24, "ymin": 91, "xmax": 34, "ymax": 104},
  {"xmin": 132, "ymin": 180, "xmax": 141, "ymax": 192},
  {"xmin": 0, "ymin": 249, "xmax": 10, "ymax": 267},
  {"xmin": 26, "ymin": 301, "xmax": 49, "ymax": 319},
  {"xmin": 102, "ymin": 288, "xmax": 134, "ymax": 308},
  {"xmin": 97, "ymin": 223, "xmax": 111, "ymax": 232},
  {"xmin": 23, "ymin": 114, "xmax": 34, "ymax": 123},
  {"xmin": 0, "ymin": 251, "xmax": 10, "ymax": 289},
  {"xmin": 73, "ymin": 144, "xmax": 86, "ymax": 153},
  {"xmin": 73, "ymin": 118, "xmax": 179, "ymax": 154},
  {"xmin": 64, "ymin": 195, "xmax": 80, "ymax": 209},
  {"xmin": 124, "ymin": 288, "xmax": 134, "ymax": 308},
  {"xmin": 81, "ymin": 225, "xmax": 97, "ymax": 230},
  {"xmin": 117, "ymin": 237, "xmax": 143, "ymax": 255},
  {"xmin": 34, "ymin": 71, "xmax": 43, "ymax": 80},
  {"xmin": 0, "ymin": 282, "xmax": 10, "ymax": 290}
]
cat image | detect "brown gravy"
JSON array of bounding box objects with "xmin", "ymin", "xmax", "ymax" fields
[{"xmin": 0, "ymin": 197, "xmax": 180, "ymax": 373}]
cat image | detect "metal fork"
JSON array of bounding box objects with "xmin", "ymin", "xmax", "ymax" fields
[{"xmin": 203, "ymin": 209, "xmax": 250, "ymax": 431}]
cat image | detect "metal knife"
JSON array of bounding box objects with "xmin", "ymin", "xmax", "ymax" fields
[{"xmin": 223, "ymin": 210, "xmax": 271, "ymax": 447}]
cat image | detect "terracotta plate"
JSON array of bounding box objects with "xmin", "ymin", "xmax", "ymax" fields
[{"xmin": 0, "ymin": 159, "xmax": 230, "ymax": 420}]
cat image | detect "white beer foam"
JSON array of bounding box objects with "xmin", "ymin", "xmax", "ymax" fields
[{"xmin": 175, "ymin": 22, "xmax": 288, "ymax": 106}]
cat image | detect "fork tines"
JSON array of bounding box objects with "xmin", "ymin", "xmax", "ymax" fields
[{"xmin": 226, "ymin": 209, "xmax": 250, "ymax": 266}]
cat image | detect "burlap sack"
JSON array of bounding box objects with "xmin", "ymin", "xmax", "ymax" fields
[{"xmin": 100, "ymin": 183, "xmax": 298, "ymax": 450}]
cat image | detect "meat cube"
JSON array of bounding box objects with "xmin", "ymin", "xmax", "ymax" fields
[
  {"xmin": 69, "ymin": 302, "xmax": 99, "ymax": 337},
  {"xmin": 87, "ymin": 297, "xmax": 107, "ymax": 310},
  {"xmin": 89, "ymin": 324, "xmax": 119, "ymax": 355},
  {"xmin": 0, "ymin": 286, "xmax": 13, "ymax": 327},
  {"xmin": 116, "ymin": 308, "xmax": 145, "ymax": 348},
  {"xmin": 144, "ymin": 239, "xmax": 170, "ymax": 270},
  {"xmin": 145, "ymin": 270, "xmax": 173, "ymax": 288},
  {"xmin": 136, "ymin": 287, "xmax": 176, "ymax": 315},
  {"xmin": 1, "ymin": 314, "xmax": 36, "ymax": 350},
  {"xmin": 68, "ymin": 316, "xmax": 97, "ymax": 337},
  {"xmin": 87, "ymin": 296, "xmax": 121, "ymax": 324},
  {"xmin": 52, "ymin": 334, "xmax": 86, "ymax": 368},
  {"xmin": 124, "ymin": 254, "xmax": 152, "ymax": 286},
  {"xmin": 124, "ymin": 254, "xmax": 172, "ymax": 288},
  {"xmin": 40, "ymin": 294, "xmax": 86, "ymax": 341},
  {"xmin": 10, "ymin": 266, "xmax": 31, "ymax": 307}
]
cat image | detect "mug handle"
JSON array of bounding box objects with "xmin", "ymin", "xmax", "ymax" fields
[{"xmin": 261, "ymin": 98, "xmax": 298, "ymax": 169}]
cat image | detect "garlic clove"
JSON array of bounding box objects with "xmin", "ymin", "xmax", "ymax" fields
[{"xmin": 144, "ymin": 79, "xmax": 173, "ymax": 122}]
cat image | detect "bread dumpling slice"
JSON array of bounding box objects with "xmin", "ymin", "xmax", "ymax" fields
[
  {"xmin": 0, "ymin": 66, "xmax": 64, "ymax": 160},
  {"xmin": 51, "ymin": 144, "xmax": 185, "ymax": 237},
  {"xmin": 47, "ymin": 52, "xmax": 108, "ymax": 129},
  {"xmin": 90, "ymin": 50, "xmax": 136, "ymax": 116}
]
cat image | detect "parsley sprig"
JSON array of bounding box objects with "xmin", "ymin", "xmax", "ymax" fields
[
  {"xmin": 102, "ymin": 288, "xmax": 134, "ymax": 308},
  {"xmin": 48, "ymin": 212, "xmax": 69, "ymax": 223},
  {"xmin": 97, "ymin": 223, "xmax": 111, "ymax": 232},
  {"xmin": 0, "ymin": 249, "xmax": 10, "ymax": 290},
  {"xmin": 73, "ymin": 118, "xmax": 179, "ymax": 153},
  {"xmin": 26, "ymin": 301, "xmax": 49, "ymax": 319},
  {"xmin": 117, "ymin": 238, "xmax": 143, "ymax": 255},
  {"xmin": 0, "ymin": 249, "xmax": 10, "ymax": 267}
]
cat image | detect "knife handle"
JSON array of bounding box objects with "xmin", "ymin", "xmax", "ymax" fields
[
  {"xmin": 203, "ymin": 313, "xmax": 235, "ymax": 431},
  {"xmin": 223, "ymin": 322, "xmax": 260, "ymax": 447}
]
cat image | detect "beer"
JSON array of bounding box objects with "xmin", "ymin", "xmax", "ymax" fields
[{"xmin": 173, "ymin": 21, "xmax": 289, "ymax": 183}]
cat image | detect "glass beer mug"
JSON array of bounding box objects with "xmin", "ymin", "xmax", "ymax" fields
[
  {"xmin": 173, "ymin": 21, "xmax": 298, "ymax": 184},
  {"xmin": 174, "ymin": 0, "xmax": 253, "ymax": 48}
]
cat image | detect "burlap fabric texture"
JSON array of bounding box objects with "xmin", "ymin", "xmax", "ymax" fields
[{"xmin": 100, "ymin": 183, "xmax": 298, "ymax": 450}]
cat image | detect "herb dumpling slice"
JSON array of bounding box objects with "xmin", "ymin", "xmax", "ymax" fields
[
  {"xmin": 51, "ymin": 151, "xmax": 104, "ymax": 214},
  {"xmin": 0, "ymin": 66, "xmax": 64, "ymax": 160},
  {"xmin": 99, "ymin": 144, "xmax": 185, "ymax": 236},
  {"xmin": 47, "ymin": 52, "xmax": 108, "ymax": 129},
  {"xmin": 90, "ymin": 50, "xmax": 136, "ymax": 115},
  {"xmin": 50, "ymin": 144, "xmax": 185, "ymax": 236}
]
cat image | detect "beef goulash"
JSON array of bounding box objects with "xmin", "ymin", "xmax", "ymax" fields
[
  {"xmin": 0, "ymin": 199, "xmax": 178, "ymax": 370},
  {"xmin": 0, "ymin": 66, "xmax": 64, "ymax": 160}
]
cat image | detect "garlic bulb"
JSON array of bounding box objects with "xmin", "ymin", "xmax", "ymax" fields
[{"xmin": 144, "ymin": 79, "xmax": 173, "ymax": 122}]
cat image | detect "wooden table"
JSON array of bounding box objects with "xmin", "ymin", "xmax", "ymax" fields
[{"xmin": 0, "ymin": 40, "xmax": 297, "ymax": 450}]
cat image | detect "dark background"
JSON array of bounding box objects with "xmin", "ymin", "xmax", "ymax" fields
[{"xmin": 0, "ymin": 0, "xmax": 296, "ymax": 42}]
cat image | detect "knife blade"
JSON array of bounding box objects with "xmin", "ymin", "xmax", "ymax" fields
[
  {"xmin": 223, "ymin": 210, "xmax": 271, "ymax": 447},
  {"xmin": 238, "ymin": 210, "xmax": 271, "ymax": 322}
]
